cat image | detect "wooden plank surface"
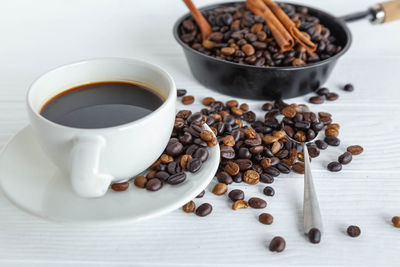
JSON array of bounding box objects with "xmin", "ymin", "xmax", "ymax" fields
[{"xmin": 0, "ymin": 0, "xmax": 399, "ymax": 266}]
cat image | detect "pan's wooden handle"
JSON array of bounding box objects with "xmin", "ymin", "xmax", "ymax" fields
[{"xmin": 380, "ymin": 0, "xmax": 400, "ymax": 22}]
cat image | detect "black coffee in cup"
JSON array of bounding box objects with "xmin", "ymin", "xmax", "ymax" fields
[{"xmin": 40, "ymin": 81, "xmax": 164, "ymax": 129}]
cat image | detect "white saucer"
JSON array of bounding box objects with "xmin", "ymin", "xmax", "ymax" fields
[{"xmin": 0, "ymin": 126, "xmax": 220, "ymax": 225}]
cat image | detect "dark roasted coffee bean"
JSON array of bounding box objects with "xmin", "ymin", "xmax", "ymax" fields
[
  {"xmin": 315, "ymin": 140, "xmax": 328, "ymax": 150},
  {"xmin": 338, "ymin": 152, "xmax": 352, "ymax": 164},
  {"xmin": 306, "ymin": 129, "xmax": 316, "ymax": 140},
  {"xmin": 220, "ymin": 145, "xmax": 235, "ymax": 159},
  {"xmin": 262, "ymin": 103, "xmax": 273, "ymax": 111},
  {"xmin": 195, "ymin": 203, "xmax": 212, "ymax": 217},
  {"xmin": 235, "ymin": 159, "xmax": 253, "ymax": 171},
  {"xmin": 179, "ymin": 132, "xmax": 193, "ymax": 145},
  {"xmin": 185, "ymin": 144, "xmax": 199, "ymax": 156},
  {"xmin": 308, "ymin": 228, "xmax": 321, "ymax": 244},
  {"xmin": 167, "ymin": 172, "xmax": 186, "ymax": 185},
  {"xmin": 316, "ymin": 87, "xmax": 329, "ymax": 96},
  {"xmin": 248, "ymin": 197, "xmax": 267, "ymax": 209},
  {"xmin": 166, "ymin": 141, "xmax": 183, "ymax": 156},
  {"xmin": 275, "ymin": 149, "xmax": 289, "ymax": 159},
  {"xmin": 294, "ymin": 121, "xmax": 311, "ymax": 131},
  {"xmin": 177, "ymin": 89, "xmax": 187, "ymax": 97},
  {"xmin": 228, "ymin": 189, "xmax": 245, "ymax": 202},
  {"xmin": 155, "ymin": 164, "xmax": 167, "ymax": 172},
  {"xmin": 167, "ymin": 161, "xmax": 182, "ymax": 175},
  {"xmin": 187, "ymin": 112, "xmax": 203, "ymax": 124},
  {"xmin": 249, "ymin": 145, "xmax": 264, "ymax": 154},
  {"xmin": 276, "ymin": 163, "xmax": 290, "ymax": 174},
  {"xmin": 146, "ymin": 178, "xmax": 163, "ymax": 191},
  {"xmin": 327, "ymin": 161, "xmax": 342, "ymax": 172},
  {"xmin": 269, "ymin": 237, "xmax": 286, "ymax": 252},
  {"xmin": 217, "ymin": 171, "xmax": 233, "ymax": 184},
  {"xmin": 232, "ymin": 172, "xmax": 243, "ymax": 183},
  {"xmin": 326, "ymin": 92, "xmax": 339, "ymax": 101},
  {"xmin": 312, "ymin": 121, "xmax": 324, "ymax": 132},
  {"xmin": 292, "ymin": 162, "xmax": 305, "ymax": 174},
  {"xmin": 263, "ymin": 186, "xmax": 275, "ymax": 196},
  {"xmin": 155, "ymin": 171, "xmax": 170, "ymax": 181},
  {"xmin": 260, "ymin": 173, "xmax": 274, "ymax": 184},
  {"xmin": 264, "ymin": 167, "xmax": 280, "ymax": 177},
  {"xmin": 187, "ymin": 158, "xmax": 202, "ymax": 173},
  {"xmin": 343, "ymin": 83, "xmax": 354, "ymax": 92},
  {"xmin": 194, "ymin": 138, "xmax": 207, "ymax": 147},
  {"xmin": 196, "ymin": 190, "xmax": 205, "ymax": 198},
  {"xmin": 243, "ymin": 111, "xmax": 256, "ymax": 122},
  {"xmin": 238, "ymin": 147, "xmax": 252, "ymax": 159},
  {"xmin": 347, "ymin": 225, "xmax": 361, "ymax": 237},
  {"xmin": 309, "ymin": 96, "xmax": 324, "ymax": 104},
  {"xmin": 259, "ymin": 213, "xmax": 273, "ymax": 225},
  {"xmin": 307, "ymin": 145, "xmax": 320, "ymax": 158},
  {"xmin": 193, "ymin": 147, "xmax": 209, "ymax": 162},
  {"xmin": 324, "ymin": 136, "xmax": 340, "ymax": 146}
]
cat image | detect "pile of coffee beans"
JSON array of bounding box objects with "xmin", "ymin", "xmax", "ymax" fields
[{"xmin": 179, "ymin": 3, "xmax": 342, "ymax": 67}]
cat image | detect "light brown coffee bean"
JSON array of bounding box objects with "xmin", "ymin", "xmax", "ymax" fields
[
  {"xmin": 223, "ymin": 135, "xmax": 235, "ymax": 147},
  {"xmin": 240, "ymin": 103, "xmax": 249, "ymax": 111},
  {"xmin": 224, "ymin": 161, "xmax": 240, "ymax": 176},
  {"xmin": 294, "ymin": 131, "xmax": 306, "ymax": 142},
  {"xmin": 282, "ymin": 106, "xmax": 296, "ymax": 118},
  {"xmin": 271, "ymin": 141, "xmax": 282, "ymax": 154},
  {"xmin": 111, "ymin": 182, "xmax": 129, "ymax": 192},
  {"xmin": 245, "ymin": 128, "xmax": 257, "ymax": 139},
  {"xmin": 226, "ymin": 100, "xmax": 238, "ymax": 108},
  {"xmin": 260, "ymin": 158, "xmax": 272, "ymax": 169},
  {"xmin": 202, "ymin": 97, "xmax": 215, "ymax": 106},
  {"xmin": 292, "ymin": 162, "xmax": 305, "ymax": 174},
  {"xmin": 392, "ymin": 216, "xmax": 400, "ymax": 228},
  {"xmin": 180, "ymin": 154, "xmax": 192, "ymax": 170},
  {"xmin": 250, "ymin": 23, "xmax": 263, "ymax": 33},
  {"xmin": 160, "ymin": 154, "xmax": 174, "ymax": 164},
  {"xmin": 134, "ymin": 176, "xmax": 147, "ymax": 188},
  {"xmin": 347, "ymin": 145, "xmax": 364, "ymax": 155},
  {"xmin": 202, "ymin": 39, "xmax": 215, "ymax": 50},
  {"xmin": 273, "ymin": 130, "xmax": 286, "ymax": 139},
  {"xmin": 182, "ymin": 95, "xmax": 194, "ymax": 105},
  {"xmin": 221, "ymin": 47, "xmax": 236, "ymax": 56},
  {"xmin": 232, "ymin": 200, "xmax": 249, "ymax": 210},
  {"xmin": 200, "ymin": 130, "xmax": 214, "ymax": 142},
  {"xmin": 263, "ymin": 135, "xmax": 279, "ymax": 145},
  {"xmin": 212, "ymin": 183, "xmax": 228, "ymax": 196},
  {"xmin": 325, "ymin": 128, "xmax": 339, "ymax": 137},
  {"xmin": 146, "ymin": 170, "xmax": 157, "ymax": 179},
  {"xmin": 182, "ymin": 200, "xmax": 196, "ymax": 213},
  {"xmin": 231, "ymin": 106, "xmax": 243, "ymax": 116},
  {"xmin": 242, "ymin": 44, "xmax": 255, "ymax": 56},
  {"xmin": 243, "ymin": 170, "xmax": 260, "ymax": 185}
]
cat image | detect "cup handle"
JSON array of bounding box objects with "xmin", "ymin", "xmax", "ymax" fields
[{"xmin": 70, "ymin": 135, "xmax": 113, "ymax": 198}]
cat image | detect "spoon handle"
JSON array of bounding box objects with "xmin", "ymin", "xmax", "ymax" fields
[{"xmin": 303, "ymin": 143, "xmax": 323, "ymax": 234}]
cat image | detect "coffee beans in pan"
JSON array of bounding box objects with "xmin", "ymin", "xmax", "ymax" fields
[{"xmin": 179, "ymin": 3, "xmax": 342, "ymax": 67}]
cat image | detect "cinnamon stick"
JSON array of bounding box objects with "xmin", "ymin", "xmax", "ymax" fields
[
  {"xmin": 183, "ymin": 0, "xmax": 212, "ymax": 41},
  {"xmin": 246, "ymin": 0, "xmax": 294, "ymax": 52},
  {"xmin": 263, "ymin": 0, "xmax": 316, "ymax": 53}
]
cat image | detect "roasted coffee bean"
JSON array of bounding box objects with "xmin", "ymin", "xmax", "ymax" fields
[
  {"xmin": 292, "ymin": 162, "xmax": 305, "ymax": 174},
  {"xmin": 193, "ymin": 147, "xmax": 209, "ymax": 162},
  {"xmin": 307, "ymin": 145, "xmax": 320, "ymax": 158},
  {"xmin": 111, "ymin": 182, "xmax": 129, "ymax": 192},
  {"xmin": 180, "ymin": 154, "xmax": 192, "ymax": 170},
  {"xmin": 338, "ymin": 152, "xmax": 352, "ymax": 165},
  {"xmin": 176, "ymin": 110, "xmax": 192, "ymax": 119},
  {"xmin": 248, "ymin": 197, "xmax": 267, "ymax": 209},
  {"xmin": 326, "ymin": 92, "xmax": 339, "ymax": 101},
  {"xmin": 220, "ymin": 145, "xmax": 235, "ymax": 159},
  {"xmin": 182, "ymin": 200, "xmax": 195, "ymax": 213},
  {"xmin": 182, "ymin": 95, "xmax": 195, "ymax": 105},
  {"xmin": 167, "ymin": 161, "xmax": 182, "ymax": 175},
  {"xmin": 217, "ymin": 171, "xmax": 233, "ymax": 184},
  {"xmin": 347, "ymin": 145, "xmax": 363, "ymax": 155},
  {"xmin": 155, "ymin": 171, "xmax": 170, "ymax": 181},
  {"xmin": 327, "ymin": 161, "xmax": 342, "ymax": 172},
  {"xmin": 167, "ymin": 172, "xmax": 186, "ymax": 185},
  {"xmin": 249, "ymin": 145, "xmax": 264, "ymax": 154},
  {"xmin": 258, "ymin": 174, "xmax": 273, "ymax": 185},
  {"xmin": 243, "ymin": 111, "xmax": 256, "ymax": 122},
  {"xmin": 166, "ymin": 141, "xmax": 184, "ymax": 156},
  {"xmin": 202, "ymin": 97, "xmax": 215, "ymax": 106},
  {"xmin": 177, "ymin": 89, "xmax": 187, "ymax": 97},
  {"xmin": 212, "ymin": 183, "xmax": 228, "ymax": 195},
  {"xmin": 146, "ymin": 178, "xmax": 163, "ymax": 191},
  {"xmin": 243, "ymin": 169, "xmax": 260, "ymax": 184},
  {"xmin": 223, "ymin": 135, "xmax": 235, "ymax": 146},
  {"xmin": 187, "ymin": 112, "xmax": 203, "ymax": 124},
  {"xmin": 315, "ymin": 140, "xmax": 328, "ymax": 150},
  {"xmin": 276, "ymin": 162, "xmax": 290, "ymax": 174},
  {"xmin": 263, "ymin": 186, "xmax": 275, "ymax": 196},
  {"xmin": 196, "ymin": 190, "xmax": 205, "ymax": 198},
  {"xmin": 235, "ymin": 159, "xmax": 253, "ymax": 171},
  {"xmin": 309, "ymin": 96, "xmax": 324, "ymax": 104},
  {"xmin": 134, "ymin": 176, "xmax": 147, "ymax": 188},
  {"xmin": 308, "ymin": 228, "xmax": 321, "ymax": 244},
  {"xmin": 392, "ymin": 216, "xmax": 400, "ymax": 228},
  {"xmin": 232, "ymin": 200, "xmax": 249, "ymax": 210},
  {"xmin": 269, "ymin": 237, "xmax": 286, "ymax": 252},
  {"xmin": 316, "ymin": 87, "xmax": 329, "ymax": 96},
  {"xmin": 347, "ymin": 225, "xmax": 361, "ymax": 237},
  {"xmin": 282, "ymin": 106, "xmax": 296, "ymax": 118},
  {"xmin": 306, "ymin": 129, "xmax": 316, "ymax": 140},
  {"xmin": 312, "ymin": 121, "xmax": 324, "ymax": 132},
  {"xmin": 232, "ymin": 172, "xmax": 243, "ymax": 183},
  {"xmin": 343, "ymin": 83, "xmax": 354, "ymax": 92},
  {"xmin": 146, "ymin": 170, "xmax": 157, "ymax": 179},
  {"xmin": 262, "ymin": 103, "xmax": 273, "ymax": 111},
  {"xmin": 240, "ymin": 103, "xmax": 249, "ymax": 111},
  {"xmin": 264, "ymin": 167, "xmax": 280, "ymax": 177},
  {"xmin": 200, "ymin": 130, "xmax": 214, "ymax": 142},
  {"xmin": 195, "ymin": 203, "xmax": 212, "ymax": 217},
  {"xmin": 260, "ymin": 158, "xmax": 272, "ymax": 169},
  {"xmin": 324, "ymin": 136, "xmax": 340, "ymax": 146},
  {"xmin": 259, "ymin": 213, "xmax": 273, "ymax": 225},
  {"xmin": 270, "ymin": 157, "xmax": 280, "ymax": 166},
  {"xmin": 224, "ymin": 161, "xmax": 240, "ymax": 176},
  {"xmin": 187, "ymin": 158, "xmax": 202, "ymax": 173},
  {"xmin": 228, "ymin": 189, "xmax": 245, "ymax": 202}
]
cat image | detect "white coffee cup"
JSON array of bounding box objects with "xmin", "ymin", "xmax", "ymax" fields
[{"xmin": 26, "ymin": 58, "xmax": 176, "ymax": 198}]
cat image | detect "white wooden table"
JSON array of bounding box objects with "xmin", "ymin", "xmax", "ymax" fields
[{"xmin": 1, "ymin": 0, "xmax": 400, "ymax": 266}]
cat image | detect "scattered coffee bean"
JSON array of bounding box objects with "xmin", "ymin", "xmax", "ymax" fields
[
  {"xmin": 228, "ymin": 189, "xmax": 245, "ymax": 202},
  {"xmin": 195, "ymin": 203, "xmax": 212, "ymax": 217},
  {"xmin": 111, "ymin": 182, "xmax": 129, "ymax": 192},
  {"xmin": 167, "ymin": 172, "xmax": 186, "ymax": 185},
  {"xmin": 324, "ymin": 136, "xmax": 340, "ymax": 146},
  {"xmin": 263, "ymin": 186, "xmax": 275, "ymax": 196},
  {"xmin": 347, "ymin": 145, "xmax": 363, "ymax": 155},
  {"xmin": 182, "ymin": 95, "xmax": 195, "ymax": 105},
  {"xmin": 212, "ymin": 183, "xmax": 228, "ymax": 195},
  {"xmin": 232, "ymin": 200, "xmax": 249, "ymax": 210},
  {"xmin": 248, "ymin": 197, "xmax": 267, "ymax": 209},
  {"xmin": 146, "ymin": 178, "xmax": 163, "ymax": 191},
  {"xmin": 260, "ymin": 173, "xmax": 274, "ymax": 184},
  {"xmin": 338, "ymin": 152, "xmax": 352, "ymax": 165},
  {"xmin": 259, "ymin": 213, "xmax": 273, "ymax": 225},
  {"xmin": 177, "ymin": 89, "xmax": 187, "ymax": 97},
  {"xmin": 315, "ymin": 140, "xmax": 328, "ymax": 150},
  {"xmin": 309, "ymin": 96, "xmax": 324, "ymax": 104},
  {"xmin": 327, "ymin": 161, "xmax": 342, "ymax": 172},
  {"xmin": 308, "ymin": 228, "xmax": 321, "ymax": 244},
  {"xmin": 134, "ymin": 176, "xmax": 147, "ymax": 188},
  {"xmin": 316, "ymin": 87, "xmax": 329, "ymax": 96},
  {"xmin": 196, "ymin": 190, "xmax": 205, "ymax": 198},
  {"xmin": 269, "ymin": 236, "xmax": 286, "ymax": 252},
  {"xmin": 326, "ymin": 92, "xmax": 339, "ymax": 101},
  {"xmin": 392, "ymin": 216, "xmax": 400, "ymax": 228},
  {"xmin": 343, "ymin": 83, "xmax": 354, "ymax": 92},
  {"xmin": 182, "ymin": 200, "xmax": 195, "ymax": 213},
  {"xmin": 347, "ymin": 225, "xmax": 361, "ymax": 237},
  {"xmin": 187, "ymin": 158, "xmax": 202, "ymax": 173}
]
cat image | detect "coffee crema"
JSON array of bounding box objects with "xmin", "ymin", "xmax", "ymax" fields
[{"xmin": 40, "ymin": 81, "xmax": 164, "ymax": 129}]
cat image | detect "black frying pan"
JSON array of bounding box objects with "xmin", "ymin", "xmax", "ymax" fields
[{"xmin": 173, "ymin": 1, "xmax": 400, "ymax": 100}]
